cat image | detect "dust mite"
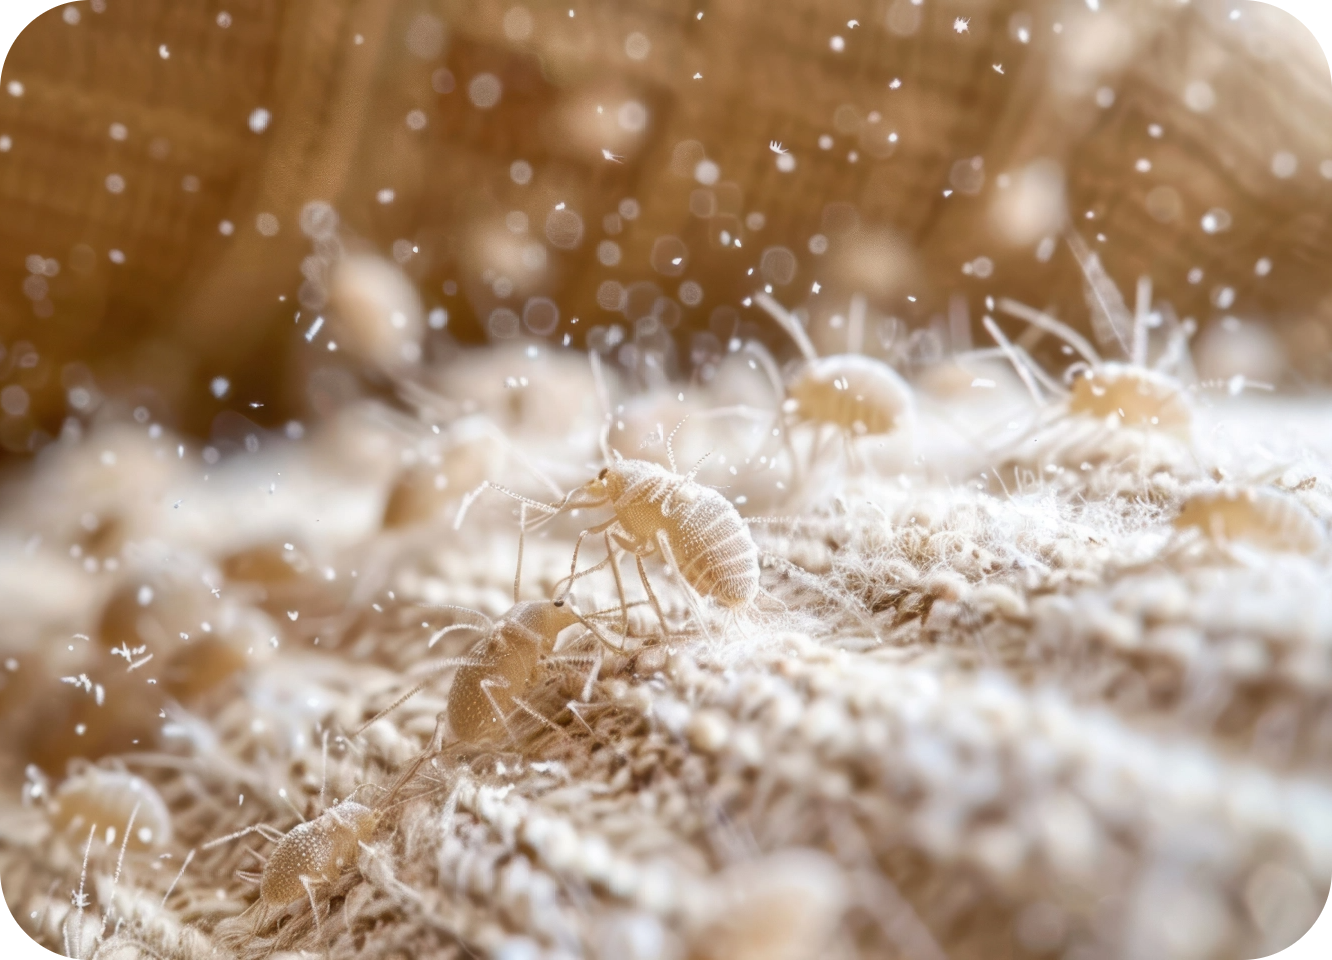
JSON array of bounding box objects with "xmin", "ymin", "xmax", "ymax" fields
[
  {"xmin": 989, "ymin": 230, "xmax": 1194, "ymax": 437},
  {"xmin": 48, "ymin": 764, "xmax": 173, "ymax": 851},
  {"xmin": 752, "ymin": 289, "xmax": 916, "ymax": 478},
  {"xmin": 355, "ymin": 518, "xmax": 628, "ymax": 745},
  {"xmin": 461, "ymin": 441, "xmax": 767, "ymax": 634},
  {"xmin": 202, "ymin": 714, "xmax": 448, "ymax": 934}
]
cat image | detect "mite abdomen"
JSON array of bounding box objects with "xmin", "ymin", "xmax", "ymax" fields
[
  {"xmin": 447, "ymin": 631, "xmax": 540, "ymax": 742},
  {"xmin": 260, "ymin": 801, "xmax": 377, "ymax": 906},
  {"xmin": 50, "ymin": 767, "xmax": 172, "ymax": 850},
  {"xmin": 1175, "ymin": 487, "xmax": 1325, "ymax": 555},
  {"xmin": 1068, "ymin": 363, "xmax": 1191, "ymax": 437},
  {"xmin": 662, "ymin": 483, "xmax": 761, "ymax": 608},
  {"xmin": 789, "ymin": 355, "xmax": 913, "ymax": 436}
]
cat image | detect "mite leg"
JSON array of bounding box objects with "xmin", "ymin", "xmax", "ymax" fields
[
  {"xmin": 478, "ymin": 676, "xmax": 521, "ymax": 745},
  {"xmin": 201, "ymin": 822, "xmax": 286, "ymax": 851},
  {"xmin": 553, "ymin": 517, "xmax": 620, "ymax": 599},
  {"xmin": 605, "ymin": 530, "xmax": 631, "ymax": 636},
  {"xmin": 633, "ymin": 549, "xmax": 669, "ymax": 632},
  {"xmin": 653, "ymin": 530, "xmax": 712, "ymax": 640},
  {"xmin": 299, "ymin": 874, "xmax": 323, "ymax": 939}
]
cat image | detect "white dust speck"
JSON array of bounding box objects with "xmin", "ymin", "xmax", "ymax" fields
[
  {"xmin": 625, "ymin": 32, "xmax": 651, "ymax": 60},
  {"xmin": 1184, "ymin": 80, "xmax": 1215, "ymax": 113},
  {"xmin": 1271, "ymin": 151, "xmax": 1297, "ymax": 179},
  {"xmin": 1200, "ymin": 208, "xmax": 1232, "ymax": 234},
  {"xmin": 468, "ymin": 73, "xmax": 502, "ymax": 109},
  {"xmin": 504, "ymin": 6, "xmax": 534, "ymax": 42}
]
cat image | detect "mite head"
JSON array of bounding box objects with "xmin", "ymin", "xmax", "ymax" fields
[
  {"xmin": 504, "ymin": 599, "xmax": 584, "ymax": 652},
  {"xmin": 582, "ymin": 456, "xmax": 660, "ymax": 503}
]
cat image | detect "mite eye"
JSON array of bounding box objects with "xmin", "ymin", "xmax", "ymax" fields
[
  {"xmin": 598, "ymin": 467, "xmax": 609, "ymax": 481},
  {"xmin": 553, "ymin": 599, "xmax": 564, "ymax": 607}
]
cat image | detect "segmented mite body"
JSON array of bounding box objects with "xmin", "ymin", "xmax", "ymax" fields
[
  {"xmin": 990, "ymin": 232, "xmax": 1195, "ymax": 441},
  {"xmin": 206, "ymin": 717, "xmax": 446, "ymax": 931},
  {"xmin": 446, "ymin": 600, "xmax": 582, "ymax": 743},
  {"xmin": 258, "ymin": 799, "xmax": 379, "ymax": 907},
  {"xmin": 1174, "ymin": 486, "xmax": 1325, "ymax": 555},
  {"xmin": 1065, "ymin": 361, "xmax": 1193, "ymax": 438},
  {"xmin": 980, "ymin": 234, "xmax": 1205, "ymax": 495},
  {"xmin": 587, "ymin": 457, "xmax": 762, "ymax": 610},
  {"xmin": 787, "ymin": 352, "xmax": 915, "ymax": 438},
  {"xmin": 754, "ymin": 291, "xmax": 915, "ymax": 447},
  {"xmin": 49, "ymin": 765, "xmax": 172, "ymax": 850}
]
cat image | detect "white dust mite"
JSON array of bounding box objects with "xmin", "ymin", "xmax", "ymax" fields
[
  {"xmin": 752, "ymin": 290, "xmax": 916, "ymax": 464},
  {"xmin": 203, "ymin": 716, "xmax": 447, "ymax": 931},
  {"xmin": 1174, "ymin": 486, "xmax": 1325, "ymax": 555},
  {"xmin": 990, "ymin": 231, "xmax": 1195, "ymax": 439},
  {"xmin": 49, "ymin": 765, "xmax": 172, "ymax": 850}
]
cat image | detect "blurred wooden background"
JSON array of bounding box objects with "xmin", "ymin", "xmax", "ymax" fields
[{"xmin": 0, "ymin": 0, "xmax": 1330, "ymax": 454}]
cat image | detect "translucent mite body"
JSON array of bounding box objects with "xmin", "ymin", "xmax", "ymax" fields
[
  {"xmin": 49, "ymin": 766, "xmax": 172, "ymax": 850},
  {"xmin": 1174, "ymin": 487, "xmax": 1325, "ymax": 555},
  {"xmin": 1066, "ymin": 362, "xmax": 1192, "ymax": 438},
  {"xmin": 446, "ymin": 600, "xmax": 580, "ymax": 742},
  {"xmin": 754, "ymin": 291, "xmax": 915, "ymax": 442},
  {"xmin": 258, "ymin": 799, "xmax": 379, "ymax": 907},
  {"xmin": 588, "ymin": 457, "xmax": 761, "ymax": 610},
  {"xmin": 206, "ymin": 717, "xmax": 445, "ymax": 927},
  {"xmin": 991, "ymin": 232, "xmax": 1195, "ymax": 440}
]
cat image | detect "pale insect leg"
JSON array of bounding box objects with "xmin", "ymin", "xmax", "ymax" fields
[
  {"xmin": 478, "ymin": 676, "xmax": 522, "ymax": 745},
  {"xmin": 629, "ymin": 542, "xmax": 669, "ymax": 631},
  {"xmin": 1066, "ymin": 230, "xmax": 1132, "ymax": 357},
  {"xmin": 299, "ymin": 874, "xmax": 322, "ymax": 939},
  {"xmin": 1133, "ymin": 275, "xmax": 1153, "ymax": 368},
  {"xmin": 352, "ymin": 657, "xmax": 479, "ymax": 737},
  {"xmin": 604, "ymin": 530, "xmax": 631, "ymax": 637},
  {"xmin": 754, "ymin": 291, "xmax": 820, "ymax": 364},
  {"xmin": 202, "ymin": 823, "xmax": 286, "ymax": 851},
  {"xmin": 996, "ymin": 297, "xmax": 1102, "ymax": 366},
  {"xmin": 562, "ymin": 602, "xmax": 629, "ymax": 657},
  {"xmin": 553, "ymin": 516, "xmax": 619, "ymax": 600},
  {"xmin": 510, "ymin": 695, "xmax": 569, "ymax": 741},
  {"xmin": 983, "ymin": 315, "xmax": 1045, "ymax": 405},
  {"xmin": 806, "ymin": 423, "xmax": 832, "ymax": 487},
  {"xmin": 848, "ymin": 293, "xmax": 867, "ymax": 355},
  {"xmin": 319, "ymin": 729, "xmax": 329, "ymax": 813},
  {"xmin": 580, "ymin": 647, "xmax": 603, "ymax": 702},
  {"xmin": 472, "ymin": 416, "xmax": 566, "ymax": 500},
  {"xmin": 514, "ymin": 503, "xmax": 526, "ymax": 603},
  {"xmin": 653, "ymin": 529, "xmax": 713, "ymax": 640}
]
